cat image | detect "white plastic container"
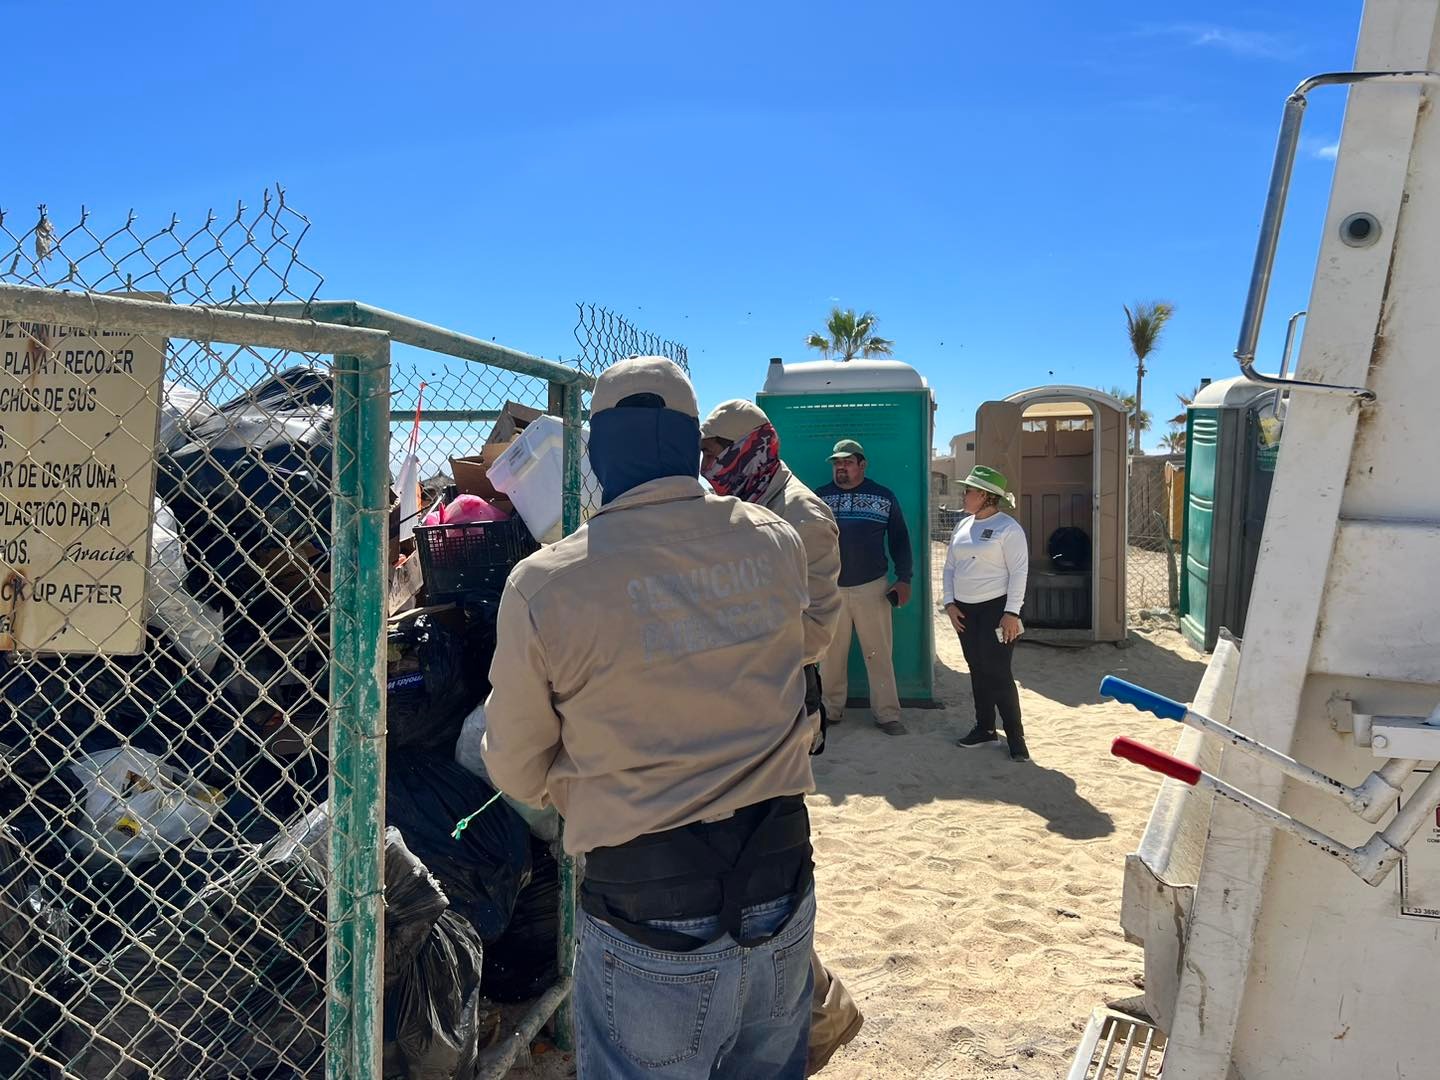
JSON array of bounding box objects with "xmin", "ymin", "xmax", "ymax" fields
[{"xmin": 486, "ymin": 414, "xmax": 596, "ymax": 543}]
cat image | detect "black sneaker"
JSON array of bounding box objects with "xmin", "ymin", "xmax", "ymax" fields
[
  {"xmin": 956, "ymin": 728, "xmax": 998, "ymax": 749},
  {"xmin": 1009, "ymin": 740, "xmax": 1031, "ymax": 762}
]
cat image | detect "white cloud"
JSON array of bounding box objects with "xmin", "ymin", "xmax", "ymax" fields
[
  {"xmin": 1140, "ymin": 23, "xmax": 1293, "ymax": 60},
  {"xmin": 1302, "ymin": 136, "xmax": 1341, "ymax": 160}
]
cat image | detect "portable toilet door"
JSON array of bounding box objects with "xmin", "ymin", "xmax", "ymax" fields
[
  {"xmin": 974, "ymin": 388, "xmax": 1128, "ymax": 643},
  {"xmin": 974, "ymin": 400, "xmax": 1024, "ymax": 495},
  {"xmin": 757, "ymin": 358, "xmax": 935, "ymax": 705},
  {"xmin": 1179, "ymin": 378, "xmax": 1282, "ymax": 652}
]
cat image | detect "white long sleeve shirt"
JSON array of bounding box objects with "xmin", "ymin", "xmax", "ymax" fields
[{"xmin": 942, "ymin": 511, "xmax": 1029, "ymax": 613}]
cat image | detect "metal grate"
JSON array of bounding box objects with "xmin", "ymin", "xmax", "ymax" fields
[{"xmin": 1068, "ymin": 1008, "xmax": 1166, "ymax": 1080}]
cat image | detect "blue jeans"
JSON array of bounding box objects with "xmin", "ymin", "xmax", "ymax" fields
[{"xmin": 575, "ymin": 887, "xmax": 816, "ymax": 1078}]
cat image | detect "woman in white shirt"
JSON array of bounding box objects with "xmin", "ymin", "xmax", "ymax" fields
[{"xmin": 942, "ymin": 466, "xmax": 1030, "ymax": 762}]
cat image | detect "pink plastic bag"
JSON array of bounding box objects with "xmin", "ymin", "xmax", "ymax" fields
[
  {"xmin": 423, "ymin": 494, "xmax": 507, "ymax": 527},
  {"xmin": 443, "ymin": 494, "xmax": 507, "ymax": 524}
]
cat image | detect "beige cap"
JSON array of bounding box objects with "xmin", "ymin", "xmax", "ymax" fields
[
  {"xmin": 591, "ymin": 356, "xmax": 699, "ymax": 418},
  {"xmin": 700, "ymin": 399, "xmax": 770, "ymax": 443}
]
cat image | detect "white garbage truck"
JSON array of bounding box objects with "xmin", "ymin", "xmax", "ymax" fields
[{"xmin": 1072, "ymin": 1, "xmax": 1440, "ymax": 1077}]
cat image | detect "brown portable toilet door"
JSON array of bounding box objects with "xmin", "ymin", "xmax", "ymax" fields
[{"xmin": 974, "ymin": 400, "xmax": 1024, "ymax": 502}]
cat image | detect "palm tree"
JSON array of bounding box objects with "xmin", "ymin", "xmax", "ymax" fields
[
  {"xmin": 1106, "ymin": 386, "xmax": 1152, "ymax": 448},
  {"xmin": 1170, "ymin": 383, "xmax": 1202, "ymax": 427},
  {"xmin": 1124, "ymin": 301, "xmax": 1176, "ymax": 456},
  {"xmin": 1160, "ymin": 430, "xmax": 1186, "ymax": 454},
  {"xmin": 805, "ymin": 307, "xmax": 895, "ymax": 361}
]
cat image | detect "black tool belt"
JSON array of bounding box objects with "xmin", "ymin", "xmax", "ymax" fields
[{"xmin": 581, "ymin": 795, "xmax": 813, "ymax": 952}]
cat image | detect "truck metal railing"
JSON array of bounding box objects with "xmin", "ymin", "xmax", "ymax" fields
[{"xmin": 1234, "ymin": 70, "xmax": 1440, "ymax": 402}]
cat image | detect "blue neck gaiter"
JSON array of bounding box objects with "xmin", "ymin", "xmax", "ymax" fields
[{"xmin": 588, "ymin": 406, "xmax": 702, "ymax": 504}]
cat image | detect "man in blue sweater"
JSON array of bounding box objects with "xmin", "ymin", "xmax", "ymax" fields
[{"xmin": 816, "ymin": 439, "xmax": 913, "ymax": 736}]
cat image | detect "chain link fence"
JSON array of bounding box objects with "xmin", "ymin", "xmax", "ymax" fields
[
  {"xmin": 573, "ymin": 302, "xmax": 689, "ymax": 378},
  {"xmin": 0, "ymin": 192, "xmax": 625, "ymax": 1078},
  {"xmin": 573, "ymin": 301, "xmax": 689, "ymax": 486},
  {"xmin": 571, "ymin": 301, "xmax": 690, "ymax": 513},
  {"xmin": 0, "ymin": 191, "xmax": 392, "ymax": 1078},
  {"xmin": 1127, "ymin": 454, "xmax": 1182, "ymax": 620}
]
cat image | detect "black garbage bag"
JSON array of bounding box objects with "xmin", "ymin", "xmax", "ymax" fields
[
  {"xmin": 387, "ymin": 607, "xmax": 495, "ymax": 754},
  {"xmin": 0, "ymin": 734, "xmax": 259, "ymax": 971},
  {"xmin": 0, "ymin": 738, "xmax": 87, "ymax": 858},
  {"xmin": 384, "ymin": 840, "xmax": 486, "ymax": 1079},
  {"xmin": 0, "ymin": 628, "xmax": 249, "ymax": 784},
  {"xmin": 393, "ymin": 910, "xmax": 486, "ymax": 1078},
  {"xmin": 480, "ymin": 837, "xmax": 559, "ymax": 1003},
  {"xmin": 0, "ymin": 637, "xmax": 277, "ymax": 946},
  {"xmin": 385, "ymin": 836, "xmax": 449, "ymax": 982},
  {"xmin": 57, "ymin": 806, "xmax": 331, "ymax": 1078},
  {"xmin": 157, "ymin": 365, "xmax": 334, "ymax": 614},
  {"xmin": 0, "ymin": 822, "xmax": 73, "ymax": 1079},
  {"xmin": 386, "ymin": 753, "xmax": 531, "ymax": 943}
]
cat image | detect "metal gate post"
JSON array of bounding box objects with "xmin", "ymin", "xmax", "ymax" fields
[
  {"xmin": 551, "ymin": 378, "xmax": 586, "ymax": 1051},
  {"xmin": 328, "ymin": 345, "xmax": 392, "ymax": 1079}
]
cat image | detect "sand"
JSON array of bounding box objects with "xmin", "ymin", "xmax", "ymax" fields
[{"xmin": 507, "ymin": 546, "xmax": 1208, "ymax": 1078}]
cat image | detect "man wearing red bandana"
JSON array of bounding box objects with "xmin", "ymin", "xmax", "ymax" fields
[{"xmin": 702, "ymin": 399, "xmax": 865, "ymax": 1076}]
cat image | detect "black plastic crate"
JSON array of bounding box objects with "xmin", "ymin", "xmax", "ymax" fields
[{"xmin": 413, "ymin": 516, "xmax": 540, "ymax": 603}]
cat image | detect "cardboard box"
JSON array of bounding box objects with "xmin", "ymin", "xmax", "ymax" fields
[
  {"xmin": 255, "ymin": 543, "xmax": 330, "ymax": 614},
  {"xmin": 450, "ymin": 439, "xmax": 514, "ymax": 499},
  {"xmin": 487, "ymin": 401, "xmax": 544, "ymax": 445},
  {"xmin": 388, "ymin": 554, "xmax": 425, "ymax": 616}
]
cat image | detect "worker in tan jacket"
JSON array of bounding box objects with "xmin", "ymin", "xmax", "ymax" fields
[
  {"xmin": 700, "ymin": 400, "xmax": 842, "ymax": 669},
  {"xmin": 483, "ymin": 358, "xmax": 818, "ymax": 1079},
  {"xmin": 701, "ymin": 398, "xmax": 866, "ymax": 1077}
]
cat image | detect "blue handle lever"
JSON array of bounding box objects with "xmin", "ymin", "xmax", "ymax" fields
[{"xmin": 1100, "ymin": 676, "xmax": 1188, "ymax": 721}]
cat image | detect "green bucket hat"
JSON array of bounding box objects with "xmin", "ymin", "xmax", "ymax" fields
[
  {"xmin": 828, "ymin": 438, "xmax": 866, "ymax": 461},
  {"xmin": 960, "ymin": 465, "xmax": 1016, "ymax": 507}
]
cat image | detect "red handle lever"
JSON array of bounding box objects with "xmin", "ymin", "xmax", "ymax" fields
[{"xmin": 1112, "ymin": 737, "xmax": 1202, "ymax": 786}]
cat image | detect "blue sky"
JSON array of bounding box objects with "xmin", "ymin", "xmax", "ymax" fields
[{"xmin": 6, "ymin": 1, "xmax": 1362, "ymax": 454}]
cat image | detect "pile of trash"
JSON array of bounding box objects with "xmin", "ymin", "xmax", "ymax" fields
[{"xmin": 0, "ymin": 374, "xmax": 560, "ymax": 1078}]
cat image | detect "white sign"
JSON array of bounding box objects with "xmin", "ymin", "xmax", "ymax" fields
[
  {"xmin": 0, "ymin": 314, "xmax": 164, "ymax": 653},
  {"xmin": 1399, "ymin": 768, "xmax": 1440, "ymax": 919}
]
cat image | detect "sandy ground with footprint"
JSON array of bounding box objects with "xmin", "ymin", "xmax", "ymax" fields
[{"xmin": 509, "ymin": 545, "xmax": 1208, "ymax": 1078}]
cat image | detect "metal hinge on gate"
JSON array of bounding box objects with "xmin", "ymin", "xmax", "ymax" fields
[{"xmin": 1101, "ymin": 676, "xmax": 1440, "ymax": 887}]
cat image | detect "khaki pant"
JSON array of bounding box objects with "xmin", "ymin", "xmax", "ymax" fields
[
  {"xmin": 820, "ymin": 577, "xmax": 901, "ymax": 724},
  {"xmin": 808, "ymin": 952, "xmax": 863, "ymax": 1074}
]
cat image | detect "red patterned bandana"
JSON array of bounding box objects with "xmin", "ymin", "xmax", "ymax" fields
[{"xmin": 704, "ymin": 422, "xmax": 782, "ymax": 503}]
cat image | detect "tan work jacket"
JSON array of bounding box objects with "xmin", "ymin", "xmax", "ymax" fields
[
  {"xmin": 481, "ymin": 476, "xmax": 815, "ymax": 855},
  {"xmin": 758, "ymin": 463, "xmax": 841, "ymax": 665}
]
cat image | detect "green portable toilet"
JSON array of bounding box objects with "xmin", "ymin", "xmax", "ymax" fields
[
  {"xmin": 758, "ymin": 358, "xmax": 935, "ymax": 705},
  {"xmin": 1180, "ymin": 377, "xmax": 1283, "ymax": 652}
]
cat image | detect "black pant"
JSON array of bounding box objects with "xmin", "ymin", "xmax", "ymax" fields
[{"xmin": 954, "ymin": 595, "xmax": 1024, "ymax": 746}]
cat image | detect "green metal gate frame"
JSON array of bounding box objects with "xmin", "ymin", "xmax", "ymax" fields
[
  {"xmin": 261, "ymin": 300, "xmax": 589, "ymax": 1074},
  {"xmin": 0, "ymin": 285, "xmax": 586, "ymax": 1078},
  {"xmin": 0, "ymin": 284, "xmax": 393, "ymax": 1077}
]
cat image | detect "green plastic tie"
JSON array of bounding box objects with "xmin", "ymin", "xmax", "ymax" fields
[{"xmin": 451, "ymin": 790, "xmax": 504, "ymax": 840}]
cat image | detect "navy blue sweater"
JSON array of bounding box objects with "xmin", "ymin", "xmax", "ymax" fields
[{"xmin": 816, "ymin": 479, "xmax": 913, "ymax": 587}]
